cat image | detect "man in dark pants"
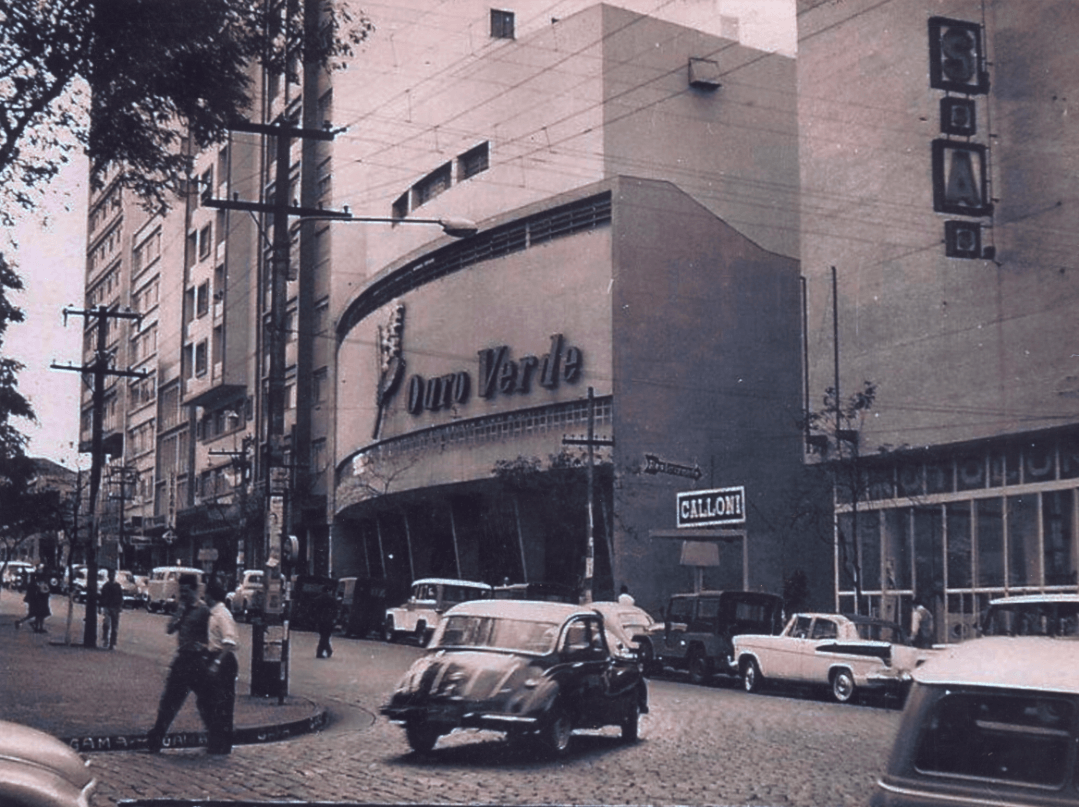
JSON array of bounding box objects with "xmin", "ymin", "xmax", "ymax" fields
[
  {"xmin": 146, "ymin": 574, "xmax": 211, "ymax": 753},
  {"xmin": 99, "ymin": 568, "xmax": 124, "ymax": 649},
  {"xmin": 314, "ymin": 584, "xmax": 337, "ymax": 659},
  {"xmin": 204, "ymin": 580, "xmax": 239, "ymax": 754}
]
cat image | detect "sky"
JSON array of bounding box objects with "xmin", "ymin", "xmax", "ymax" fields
[
  {"xmin": 1, "ymin": 0, "xmax": 795, "ymax": 472},
  {"xmin": 5, "ymin": 157, "xmax": 88, "ymax": 470}
]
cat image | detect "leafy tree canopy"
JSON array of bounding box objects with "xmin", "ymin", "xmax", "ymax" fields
[
  {"xmin": 0, "ymin": 0, "xmax": 373, "ymax": 219},
  {"xmin": 0, "ymin": 253, "xmax": 33, "ymax": 469}
]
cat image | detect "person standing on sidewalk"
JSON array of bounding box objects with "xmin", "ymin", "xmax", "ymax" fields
[
  {"xmin": 146, "ymin": 574, "xmax": 211, "ymax": 752},
  {"xmin": 313, "ymin": 584, "xmax": 336, "ymax": 659},
  {"xmin": 204, "ymin": 580, "xmax": 239, "ymax": 755},
  {"xmin": 99, "ymin": 568, "xmax": 124, "ymax": 649}
]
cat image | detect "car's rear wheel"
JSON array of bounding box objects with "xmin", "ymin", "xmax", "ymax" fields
[
  {"xmin": 741, "ymin": 658, "xmax": 763, "ymax": 693},
  {"xmin": 831, "ymin": 668, "xmax": 855, "ymax": 703},
  {"xmin": 539, "ymin": 707, "xmax": 573, "ymax": 756},
  {"xmin": 687, "ymin": 647, "xmax": 712, "ymax": 685},
  {"xmin": 620, "ymin": 699, "xmax": 639, "ymax": 742},
  {"xmin": 405, "ymin": 720, "xmax": 441, "ymax": 754}
]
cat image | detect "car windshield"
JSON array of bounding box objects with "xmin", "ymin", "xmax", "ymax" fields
[{"xmin": 434, "ymin": 614, "xmax": 561, "ymax": 654}]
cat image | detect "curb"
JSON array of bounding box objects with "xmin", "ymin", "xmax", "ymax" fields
[{"xmin": 61, "ymin": 705, "xmax": 330, "ymax": 753}]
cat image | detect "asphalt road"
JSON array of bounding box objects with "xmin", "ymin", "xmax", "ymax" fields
[{"xmin": 77, "ymin": 605, "xmax": 902, "ymax": 807}]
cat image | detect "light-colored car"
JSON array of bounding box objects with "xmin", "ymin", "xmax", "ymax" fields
[
  {"xmin": 71, "ymin": 568, "xmax": 108, "ymax": 604},
  {"xmin": 733, "ymin": 612, "xmax": 933, "ymax": 703},
  {"xmin": 873, "ymin": 637, "xmax": 1079, "ymax": 807},
  {"xmin": 2, "ymin": 561, "xmax": 35, "ymax": 590},
  {"xmin": 145, "ymin": 566, "xmax": 206, "ymax": 613},
  {"xmin": 381, "ymin": 599, "xmax": 648, "ymax": 755},
  {"xmin": 0, "ymin": 719, "xmax": 95, "ymax": 807},
  {"xmin": 226, "ymin": 569, "xmax": 265, "ymax": 622},
  {"xmin": 591, "ymin": 601, "xmax": 658, "ymax": 661},
  {"xmin": 383, "ymin": 577, "xmax": 492, "ymax": 645},
  {"xmin": 115, "ymin": 570, "xmax": 141, "ymax": 608}
]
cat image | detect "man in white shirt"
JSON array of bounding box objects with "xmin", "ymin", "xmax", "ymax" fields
[
  {"xmin": 618, "ymin": 584, "xmax": 635, "ymax": 606},
  {"xmin": 204, "ymin": 580, "xmax": 239, "ymax": 755}
]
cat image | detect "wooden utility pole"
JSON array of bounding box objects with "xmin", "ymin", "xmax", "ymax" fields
[{"xmin": 53, "ymin": 305, "xmax": 146, "ymax": 648}]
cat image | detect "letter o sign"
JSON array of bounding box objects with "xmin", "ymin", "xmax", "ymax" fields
[{"xmin": 406, "ymin": 375, "xmax": 425, "ymax": 414}]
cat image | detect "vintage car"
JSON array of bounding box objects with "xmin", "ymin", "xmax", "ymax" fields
[
  {"xmin": 591, "ymin": 601, "xmax": 657, "ymax": 661},
  {"xmin": 0, "ymin": 719, "xmax": 95, "ymax": 807},
  {"xmin": 383, "ymin": 577, "xmax": 493, "ymax": 645},
  {"xmin": 227, "ymin": 569, "xmax": 265, "ymax": 622},
  {"xmin": 733, "ymin": 612, "xmax": 931, "ymax": 703},
  {"xmin": 381, "ymin": 599, "xmax": 648, "ymax": 756},
  {"xmin": 116, "ymin": 570, "xmax": 141, "ymax": 607},
  {"xmin": 873, "ymin": 637, "xmax": 1079, "ymax": 807},
  {"xmin": 2, "ymin": 561, "xmax": 36, "ymax": 591},
  {"xmin": 643, "ymin": 590, "xmax": 785, "ymax": 683},
  {"xmin": 145, "ymin": 566, "xmax": 206, "ymax": 613}
]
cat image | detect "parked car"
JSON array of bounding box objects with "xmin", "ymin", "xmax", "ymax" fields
[
  {"xmin": 980, "ymin": 593, "xmax": 1079, "ymax": 638},
  {"xmin": 0, "ymin": 720, "xmax": 96, "ymax": 807},
  {"xmin": 226, "ymin": 569, "xmax": 265, "ymax": 622},
  {"xmin": 733, "ymin": 612, "xmax": 933, "ymax": 703},
  {"xmin": 644, "ymin": 590, "xmax": 785, "ymax": 684},
  {"xmin": 383, "ymin": 577, "xmax": 493, "ymax": 645},
  {"xmin": 116, "ymin": 570, "xmax": 141, "ymax": 608},
  {"xmin": 591, "ymin": 600, "xmax": 658, "ymax": 662},
  {"xmin": 2, "ymin": 561, "xmax": 35, "ymax": 590},
  {"xmin": 145, "ymin": 566, "xmax": 206, "ymax": 613},
  {"xmin": 132, "ymin": 574, "xmax": 151, "ymax": 608},
  {"xmin": 289, "ymin": 574, "xmax": 337, "ymax": 630},
  {"xmin": 872, "ymin": 637, "xmax": 1079, "ymax": 807},
  {"xmin": 337, "ymin": 576, "xmax": 401, "ymax": 638},
  {"xmin": 71, "ymin": 567, "xmax": 108, "ymax": 604},
  {"xmin": 381, "ymin": 599, "xmax": 648, "ymax": 755}
]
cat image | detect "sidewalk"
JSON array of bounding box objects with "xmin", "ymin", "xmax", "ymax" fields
[{"xmin": 0, "ymin": 595, "xmax": 327, "ymax": 752}]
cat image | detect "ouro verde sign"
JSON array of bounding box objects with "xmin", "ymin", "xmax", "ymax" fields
[{"xmin": 676, "ymin": 486, "xmax": 746, "ymax": 528}]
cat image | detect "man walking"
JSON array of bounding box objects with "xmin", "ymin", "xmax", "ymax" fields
[
  {"xmin": 204, "ymin": 580, "xmax": 239, "ymax": 755},
  {"xmin": 146, "ymin": 574, "xmax": 211, "ymax": 753},
  {"xmin": 99, "ymin": 568, "xmax": 124, "ymax": 649},
  {"xmin": 313, "ymin": 584, "xmax": 337, "ymax": 659}
]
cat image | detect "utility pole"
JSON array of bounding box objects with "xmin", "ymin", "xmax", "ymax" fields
[
  {"xmin": 562, "ymin": 388, "xmax": 614, "ymax": 603},
  {"xmin": 209, "ymin": 433, "xmax": 254, "ymax": 577},
  {"xmin": 204, "ymin": 118, "xmax": 343, "ymax": 698},
  {"xmin": 53, "ymin": 306, "xmax": 146, "ymax": 648}
]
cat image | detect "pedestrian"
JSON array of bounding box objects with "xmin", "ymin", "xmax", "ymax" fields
[
  {"xmin": 314, "ymin": 584, "xmax": 337, "ymax": 659},
  {"xmin": 99, "ymin": 568, "xmax": 124, "ymax": 649},
  {"xmin": 911, "ymin": 601, "xmax": 934, "ymax": 649},
  {"xmin": 13, "ymin": 572, "xmax": 38, "ymax": 630},
  {"xmin": 618, "ymin": 584, "xmax": 635, "ymax": 606},
  {"xmin": 146, "ymin": 574, "xmax": 212, "ymax": 753},
  {"xmin": 20, "ymin": 573, "xmax": 52, "ymax": 633},
  {"xmin": 203, "ymin": 580, "xmax": 239, "ymax": 755}
]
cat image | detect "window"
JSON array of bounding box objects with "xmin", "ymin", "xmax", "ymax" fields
[
  {"xmin": 200, "ymin": 167, "xmax": 213, "ymax": 202},
  {"xmin": 197, "ymin": 281, "xmax": 209, "ymax": 318},
  {"xmin": 216, "ymin": 147, "xmax": 229, "ymax": 187},
  {"xmin": 412, "ymin": 163, "xmax": 451, "ymax": 208},
  {"xmin": 214, "ymin": 264, "xmax": 226, "ymax": 299},
  {"xmin": 198, "ymin": 224, "xmax": 212, "ymax": 260},
  {"xmin": 311, "ymin": 438, "xmax": 327, "ymax": 474},
  {"xmin": 216, "ymin": 209, "xmax": 227, "ymax": 246},
  {"xmin": 186, "ymin": 231, "xmax": 198, "ymax": 269},
  {"xmin": 458, "ymin": 142, "xmax": 490, "ymax": 180},
  {"xmin": 392, "ymin": 192, "xmax": 409, "ymax": 221},
  {"xmin": 213, "ymin": 325, "xmax": 224, "ymax": 365},
  {"xmin": 195, "ymin": 340, "xmax": 208, "ymax": 377},
  {"xmin": 490, "ymin": 9, "xmax": 514, "ymax": 39},
  {"xmin": 313, "ymin": 368, "xmax": 328, "ymax": 404},
  {"xmin": 317, "ymin": 157, "xmax": 332, "ymax": 200},
  {"xmin": 184, "ymin": 287, "xmax": 196, "ymax": 324}
]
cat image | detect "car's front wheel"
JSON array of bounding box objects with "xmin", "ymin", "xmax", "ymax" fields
[
  {"xmin": 620, "ymin": 699, "xmax": 639, "ymax": 743},
  {"xmin": 741, "ymin": 658, "xmax": 763, "ymax": 693},
  {"xmin": 831, "ymin": 668, "xmax": 855, "ymax": 703},
  {"xmin": 405, "ymin": 720, "xmax": 441, "ymax": 754},
  {"xmin": 539, "ymin": 707, "xmax": 573, "ymax": 756}
]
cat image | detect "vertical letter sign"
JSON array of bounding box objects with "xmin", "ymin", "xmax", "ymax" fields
[{"xmin": 928, "ymin": 17, "xmax": 988, "ymax": 95}]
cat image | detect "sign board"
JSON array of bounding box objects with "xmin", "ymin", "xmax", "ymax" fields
[
  {"xmin": 197, "ymin": 548, "xmax": 219, "ymax": 562},
  {"xmin": 643, "ymin": 453, "xmax": 702, "ymax": 480},
  {"xmin": 676, "ymin": 486, "xmax": 746, "ymax": 528}
]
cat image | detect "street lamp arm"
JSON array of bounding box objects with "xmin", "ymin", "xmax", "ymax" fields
[{"xmin": 309, "ymin": 213, "xmax": 479, "ymax": 238}]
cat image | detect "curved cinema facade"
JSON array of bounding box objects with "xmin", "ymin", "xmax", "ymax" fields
[{"xmin": 333, "ymin": 178, "xmax": 811, "ymax": 613}]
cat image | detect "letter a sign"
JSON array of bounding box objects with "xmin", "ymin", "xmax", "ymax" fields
[{"xmin": 932, "ymin": 140, "xmax": 991, "ymax": 217}]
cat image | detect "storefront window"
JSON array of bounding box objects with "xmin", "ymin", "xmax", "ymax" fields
[
  {"xmin": 926, "ymin": 461, "xmax": 952, "ymax": 494},
  {"xmin": 1007, "ymin": 495, "xmax": 1038, "ymax": 588},
  {"xmin": 946, "ymin": 502, "xmax": 972, "ymax": 589},
  {"xmin": 976, "ymin": 497, "xmax": 1004, "ymax": 588},
  {"xmin": 883, "ymin": 508, "xmax": 912, "ymax": 591},
  {"xmin": 1043, "ymin": 490, "xmax": 1075, "ymax": 587},
  {"xmin": 860, "ymin": 510, "xmax": 881, "ymax": 591},
  {"xmin": 914, "ymin": 506, "xmax": 943, "ymax": 601},
  {"xmin": 837, "ymin": 512, "xmax": 856, "ymax": 592},
  {"xmin": 990, "ymin": 444, "xmax": 1021, "ymax": 487}
]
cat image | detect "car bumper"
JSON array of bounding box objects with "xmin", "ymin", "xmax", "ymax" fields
[{"xmin": 381, "ymin": 703, "xmax": 541, "ymax": 732}]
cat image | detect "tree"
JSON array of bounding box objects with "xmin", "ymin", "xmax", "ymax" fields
[
  {"xmin": 0, "ymin": 0, "xmax": 373, "ymax": 219},
  {"xmin": 803, "ymin": 380, "xmax": 877, "ymax": 615}
]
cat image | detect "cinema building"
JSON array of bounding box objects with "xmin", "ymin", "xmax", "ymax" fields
[
  {"xmin": 326, "ymin": 4, "xmax": 816, "ymax": 613},
  {"xmin": 798, "ymin": 0, "xmax": 1079, "ymax": 638}
]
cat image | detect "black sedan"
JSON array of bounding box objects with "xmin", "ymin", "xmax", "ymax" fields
[{"xmin": 381, "ymin": 599, "xmax": 648, "ymax": 756}]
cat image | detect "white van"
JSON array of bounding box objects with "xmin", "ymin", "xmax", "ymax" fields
[
  {"xmin": 146, "ymin": 566, "xmax": 206, "ymax": 613},
  {"xmin": 383, "ymin": 578, "xmax": 492, "ymax": 645}
]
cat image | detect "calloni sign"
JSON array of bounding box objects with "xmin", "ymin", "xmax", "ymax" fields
[{"xmin": 676, "ymin": 486, "xmax": 746, "ymax": 528}]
